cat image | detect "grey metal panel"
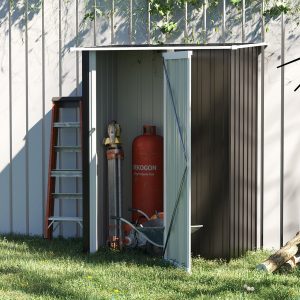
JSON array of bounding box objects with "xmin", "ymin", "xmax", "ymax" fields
[
  {"xmin": 282, "ymin": 17, "xmax": 300, "ymax": 245},
  {"xmin": 191, "ymin": 50, "xmax": 231, "ymax": 259},
  {"xmin": 27, "ymin": 0, "xmax": 44, "ymax": 235},
  {"xmin": 247, "ymin": 47, "xmax": 252, "ymax": 251},
  {"xmin": 11, "ymin": 0, "xmax": 27, "ymax": 234},
  {"xmin": 279, "ymin": 14, "xmax": 285, "ymax": 248},
  {"xmin": 132, "ymin": 0, "xmax": 149, "ymax": 44},
  {"xmin": 95, "ymin": 1, "xmax": 112, "ymax": 45},
  {"xmin": 114, "ymin": 0, "xmax": 130, "ymax": 44},
  {"xmin": 96, "ymin": 51, "xmax": 117, "ymax": 246},
  {"xmin": 115, "ymin": 51, "xmax": 164, "ymax": 221},
  {"xmin": 223, "ymin": 49, "xmax": 231, "ymax": 259},
  {"xmin": 243, "ymin": 48, "xmax": 248, "ymax": 253},
  {"xmin": 44, "ymin": 0, "xmax": 60, "ymax": 237},
  {"xmin": 233, "ymin": 49, "xmax": 240, "ymax": 257},
  {"xmin": 262, "ymin": 19, "xmax": 282, "ymax": 250},
  {"xmin": 238, "ymin": 49, "xmax": 244, "ymax": 255},
  {"xmin": 59, "ymin": 0, "xmax": 82, "ymax": 238},
  {"xmin": 191, "ymin": 48, "xmax": 258, "ymax": 259},
  {"xmin": 163, "ymin": 52, "xmax": 191, "ymax": 271},
  {"xmin": 0, "ymin": 0, "xmax": 11, "ymax": 233},
  {"xmin": 253, "ymin": 47, "xmax": 258, "ymax": 250},
  {"xmin": 51, "ymin": 0, "xmax": 82, "ymax": 238},
  {"xmin": 231, "ymin": 47, "xmax": 258, "ymax": 257}
]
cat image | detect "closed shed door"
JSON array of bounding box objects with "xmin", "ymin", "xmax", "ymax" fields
[{"xmin": 163, "ymin": 51, "xmax": 192, "ymax": 272}]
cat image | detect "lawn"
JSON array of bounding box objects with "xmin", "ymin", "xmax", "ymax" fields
[{"xmin": 0, "ymin": 236, "xmax": 299, "ymax": 299}]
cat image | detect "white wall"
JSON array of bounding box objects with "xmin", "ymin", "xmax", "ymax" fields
[{"xmin": 0, "ymin": 0, "xmax": 299, "ymax": 248}]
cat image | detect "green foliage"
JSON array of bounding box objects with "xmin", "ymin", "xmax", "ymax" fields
[
  {"xmin": 6, "ymin": 0, "xmax": 300, "ymax": 38},
  {"xmin": 159, "ymin": 21, "xmax": 178, "ymax": 34},
  {"xmin": 263, "ymin": 3, "xmax": 291, "ymax": 19},
  {"xmin": 230, "ymin": 0, "xmax": 242, "ymax": 8},
  {"xmin": 82, "ymin": 6, "xmax": 104, "ymax": 23},
  {"xmin": 1, "ymin": 236, "xmax": 300, "ymax": 299},
  {"xmin": 148, "ymin": 0, "xmax": 174, "ymax": 17}
]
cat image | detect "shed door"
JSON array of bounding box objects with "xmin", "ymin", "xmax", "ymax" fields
[
  {"xmin": 88, "ymin": 51, "xmax": 98, "ymax": 253},
  {"xmin": 163, "ymin": 51, "xmax": 192, "ymax": 272}
]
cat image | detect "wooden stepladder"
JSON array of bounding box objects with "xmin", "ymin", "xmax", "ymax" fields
[{"xmin": 44, "ymin": 97, "xmax": 83, "ymax": 239}]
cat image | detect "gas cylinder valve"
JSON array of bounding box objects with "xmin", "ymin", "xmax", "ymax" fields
[{"xmin": 103, "ymin": 121, "xmax": 121, "ymax": 148}]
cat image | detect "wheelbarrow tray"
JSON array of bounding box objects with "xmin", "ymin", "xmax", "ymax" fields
[{"xmin": 137, "ymin": 226, "xmax": 164, "ymax": 246}]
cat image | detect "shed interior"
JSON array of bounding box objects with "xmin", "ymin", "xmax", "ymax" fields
[
  {"xmin": 95, "ymin": 51, "xmax": 164, "ymax": 245},
  {"xmin": 93, "ymin": 48, "xmax": 258, "ymax": 260}
]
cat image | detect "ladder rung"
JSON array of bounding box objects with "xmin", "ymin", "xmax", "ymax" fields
[
  {"xmin": 51, "ymin": 170, "xmax": 82, "ymax": 177},
  {"xmin": 53, "ymin": 122, "xmax": 80, "ymax": 128},
  {"xmin": 52, "ymin": 193, "xmax": 83, "ymax": 200},
  {"xmin": 54, "ymin": 146, "xmax": 81, "ymax": 152},
  {"xmin": 47, "ymin": 216, "xmax": 83, "ymax": 230},
  {"xmin": 48, "ymin": 216, "xmax": 83, "ymax": 222}
]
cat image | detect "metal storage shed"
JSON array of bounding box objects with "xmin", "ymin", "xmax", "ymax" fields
[{"xmin": 72, "ymin": 44, "xmax": 266, "ymax": 271}]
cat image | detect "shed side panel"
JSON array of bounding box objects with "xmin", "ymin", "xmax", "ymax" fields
[
  {"xmin": 191, "ymin": 50, "xmax": 231, "ymax": 259},
  {"xmin": 192, "ymin": 48, "xmax": 258, "ymax": 259},
  {"xmin": 229, "ymin": 48, "xmax": 258, "ymax": 257}
]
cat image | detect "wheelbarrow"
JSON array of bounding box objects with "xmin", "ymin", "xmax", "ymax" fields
[
  {"xmin": 111, "ymin": 216, "xmax": 164, "ymax": 248},
  {"xmin": 111, "ymin": 208, "xmax": 203, "ymax": 249}
]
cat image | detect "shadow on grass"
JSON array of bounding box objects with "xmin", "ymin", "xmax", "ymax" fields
[
  {"xmin": 2, "ymin": 236, "xmax": 300, "ymax": 299},
  {"xmin": 0, "ymin": 235, "xmax": 175, "ymax": 299},
  {"xmin": 0, "ymin": 234, "xmax": 170, "ymax": 269},
  {"xmin": 1, "ymin": 266, "xmax": 83, "ymax": 299}
]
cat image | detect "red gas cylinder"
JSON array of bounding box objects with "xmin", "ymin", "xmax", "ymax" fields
[{"xmin": 132, "ymin": 125, "xmax": 163, "ymax": 222}]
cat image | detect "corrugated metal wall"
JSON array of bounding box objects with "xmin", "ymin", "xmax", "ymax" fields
[
  {"xmin": 0, "ymin": 0, "xmax": 299, "ymax": 248},
  {"xmin": 191, "ymin": 48, "xmax": 258, "ymax": 259},
  {"xmin": 229, "ymin": 48, "xmax": 258, "ymax": 257},
  {"xmin": 0, "ymin": 1, "xmax": 84, "ymax": 236},
  {"xmin": 191, "ymin": 49, "xmax": 231, "ymax": 259}
]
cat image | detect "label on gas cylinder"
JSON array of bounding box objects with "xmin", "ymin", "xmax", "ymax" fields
[{"xmin": 133, "ymin": 164, "xmax": 157, "ymax": 176}]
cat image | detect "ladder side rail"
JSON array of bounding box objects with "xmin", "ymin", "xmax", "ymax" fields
[{"xmin": 44, "ymin": 102, "xmax": 59, "ymax": 239}]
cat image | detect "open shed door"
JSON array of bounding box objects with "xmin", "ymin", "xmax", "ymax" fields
[
  {"xmin": 163, "ymin": 51, "xmax": 192, "ymax": 272},
  {"xmin": 82, "ymin": 51, "xmax": 98, "ymax": 253}
]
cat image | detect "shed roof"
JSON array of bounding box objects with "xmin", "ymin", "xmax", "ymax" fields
[{"xmin": 71, "ymin": 42, "xmax": 267, "ymax": 52}]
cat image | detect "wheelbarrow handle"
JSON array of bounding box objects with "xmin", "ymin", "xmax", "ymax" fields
[{"xmin": 128, "ymin": 208, "xmax": 150, "ymax": 221}]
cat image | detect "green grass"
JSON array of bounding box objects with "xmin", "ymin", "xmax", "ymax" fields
[{"xmin": 0, "ymin": 236, "xmax": 299, "ymax": 300}]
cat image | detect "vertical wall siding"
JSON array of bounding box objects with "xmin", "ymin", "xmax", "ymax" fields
[
  {"xmin": 0, "ymin": 0, "xmax": 11, "ymax": 233},
  {"xmin": 27, "ymin": 0, "xmax": 43, "ymax": 235},
  {"xmin": 0, "ymin": 0, "xmax": 298, "ymax": 246},
  {"xmin": 191, "ymin": 49, "xmax": 258, "ymax": 259},
  {"xmin": 282, "ymin": 16, "xmax": 300, "ymax": 246},
  {"xmin": 191, "ymin": 50, "xmax": 231, "ymax": 259},
  {"xmin": 0, "ymin": 0, "xmax": 86, "ymax": 236},
  {"xmin": 11, "ymin": 0, "xmax": 27, "ymax": 234},
  {"xmin": 261, "ymin": 18, "xmax": 282, "ymax": 250},
  {"xmin": 230, "ymin": 48, "xmax": 258, "ymax": 257},
  {"xmin": 116, "ymin": 51, "xmax": 164, "ymax": 221}
]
